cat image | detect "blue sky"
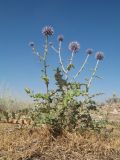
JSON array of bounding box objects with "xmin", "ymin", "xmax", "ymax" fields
[{"xmin": 0, "ymin": 0, "xmax": 120, "ymax": 101}]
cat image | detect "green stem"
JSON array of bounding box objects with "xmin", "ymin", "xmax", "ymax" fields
[
  {"xmin": 69, "ymin": 51, "xmax": 74, "ymax": 65},
  {"xmin": 32, "ymin": 47, "xmax": 42, "ymax": 59},
  {"xmin": 44, "ymin": 36, "xmax": 49, "ymax": 93},
  {"xmin": 58, "ymin": 41, "xmax": 67, "ymax": 75},
  {"xmin": 73, "ymin": 54, "xmax": 89, "ymax": 81},
  {"xmin": 87, "ymin": 60, "xmax": 99, "ymax": 89},
  {"xmin": 65, "ymin": 51, "xmax": 74, "ymax": 80}
]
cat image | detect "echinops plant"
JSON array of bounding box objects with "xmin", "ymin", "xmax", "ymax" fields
[{"xmin": 25, "ymin": 25, "xmax": 104, "ymax": 137}]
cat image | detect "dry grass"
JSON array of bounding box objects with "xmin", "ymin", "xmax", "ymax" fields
[
  {"xmin": 0, "ymin": 123, "xmax": 120, "ymax": 160},
  {"xmin": 0, "ymin": 97, "xmax": 120, "ymax": 160}
]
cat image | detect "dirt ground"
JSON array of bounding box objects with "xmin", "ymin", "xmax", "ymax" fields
[{"xmin": 0, "ymin": 102, "xmax": 120, "ymax": 160}]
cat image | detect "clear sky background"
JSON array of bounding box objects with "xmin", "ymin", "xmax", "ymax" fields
[{"xmin": 0, "ymin": 0, "xmax": 120, "ymax": 101}]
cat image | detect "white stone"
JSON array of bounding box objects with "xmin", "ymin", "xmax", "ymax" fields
[{"xmin": 110, "ymin": 109, "xmax": 118, "ymax": 114}]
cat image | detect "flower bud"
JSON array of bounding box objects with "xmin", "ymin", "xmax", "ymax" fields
[
  {"xmin": 96, "ymin": 52, "xmax": 104, "ymax": 60},
  {"xmin": 57, "ymin": 35, "xmax": 64, "ymax": 42}
]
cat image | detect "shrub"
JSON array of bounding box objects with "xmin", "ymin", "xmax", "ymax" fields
[{"xmin": 25, "ymin": 25, "xmax": 104, "ymax": 137}]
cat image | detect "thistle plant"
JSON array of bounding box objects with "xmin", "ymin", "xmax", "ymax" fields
[
  {"xmin": 29, "ymin": 25, "xmax": 54, "ymax": 93},
  {"xmin": 87, "ymin": 52, "xmax": 104, "ymax": 89},
  {"xmin": 50, "ymin": 40, "xmax": 80, "ymax": 80},
  {"xmin": 25, "ymin": 25, "xmax": 105, "ymax": 136}
]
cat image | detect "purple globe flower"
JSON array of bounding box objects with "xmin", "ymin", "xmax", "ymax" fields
[
  {"xmin": 42, "ymin": 25, "xmax": 54, "ymax": 36},
  {"xmin": 86, "ymin": 48, "xmax": 93, "ymax": 55},
  {"xmin": 96, "ymin": 52, "xmax": 104, "ymax": 60},
  {"xmin": 68, "ymin": 41, "xmax": 80, "ymax": 53},
  {"xmin": 57, "ymin": 35, "xmax": 64, "ymax": 42},
  {"xmin": 29, "ymin": 42, "xmax": 35, "ymax": 47}
]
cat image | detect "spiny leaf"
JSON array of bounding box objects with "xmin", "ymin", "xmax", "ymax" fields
[
  {"xmin": 24, "ymin": 88, "xmax": 31, "ymax": 94},
  {"xmin": 67, "ymin": 64, "xmax": 75, "ymax": 71},
  {"xmin": 55, "ymin": 68, "xmax": 67, "ymax": 93},
  {"xmin": 42, "ymin": 76, "xmax": 49, "ymax": 83}
]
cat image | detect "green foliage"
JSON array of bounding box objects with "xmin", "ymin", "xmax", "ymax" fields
[
  {"xmin": 25, "ymin": 67, "xmax": 104, "ymax": 136},
  {"xmin": 92, "ymin": 119, "xmax": 108, "ymax": 133},
  {"xmin": 25, "ymin": 26, "xmax": 105, "ymax": 137},
  {"xmin": 67, "ymin": 64, "xmax": 74, "ymax": 71},
  {"xmin": 55, "ymin": 68, "xmax": 67, "ymax": 93},
  {"xmin": 3, "ymin": 110, "xmax": 9, "ymax": 121},
  {"xmin": 42, "ymin": 75, "xmax": 49, "ymax": 86}
]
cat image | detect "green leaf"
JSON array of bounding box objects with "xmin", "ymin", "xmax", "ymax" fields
[
  {"xmin": 67, "ymin": 64, "xmax": 74, "ymax": 71},
  {"xmin": 34, "ymin": 93, "xmax": 43, "ymax": 99},
  {"xmin": 54, "ymin": 68, "xmax": 67, "ymax": 93},
  {"xmin": 42, "ymin": 76, "xmax": 49, "ymax": 83},
  {"xmin": 24, "ymin": 87, "xmax": 31, "ymax": 94}
]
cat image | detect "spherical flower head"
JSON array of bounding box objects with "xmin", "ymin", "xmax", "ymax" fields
[
  {"xmin": 29, "ymin": 42, "xmax": 34, "ymax": 47},
  {"xmin": 68, "ymin": 41, "xmax": 80, "ymax": 53},
  {"xmin": 57, "ymin": 35, "xmax": 64, "ymax": 42},
  {"xmin": 86, "ymin": 48, "xmax": 93, "ymax": 55},
  {"xmin": 42, "ymin": 25, "xmax": 54, "ymax": 36},
  {"xmin": 96, "ymin": 52, "xmax": 104, "ymax": 60}
]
